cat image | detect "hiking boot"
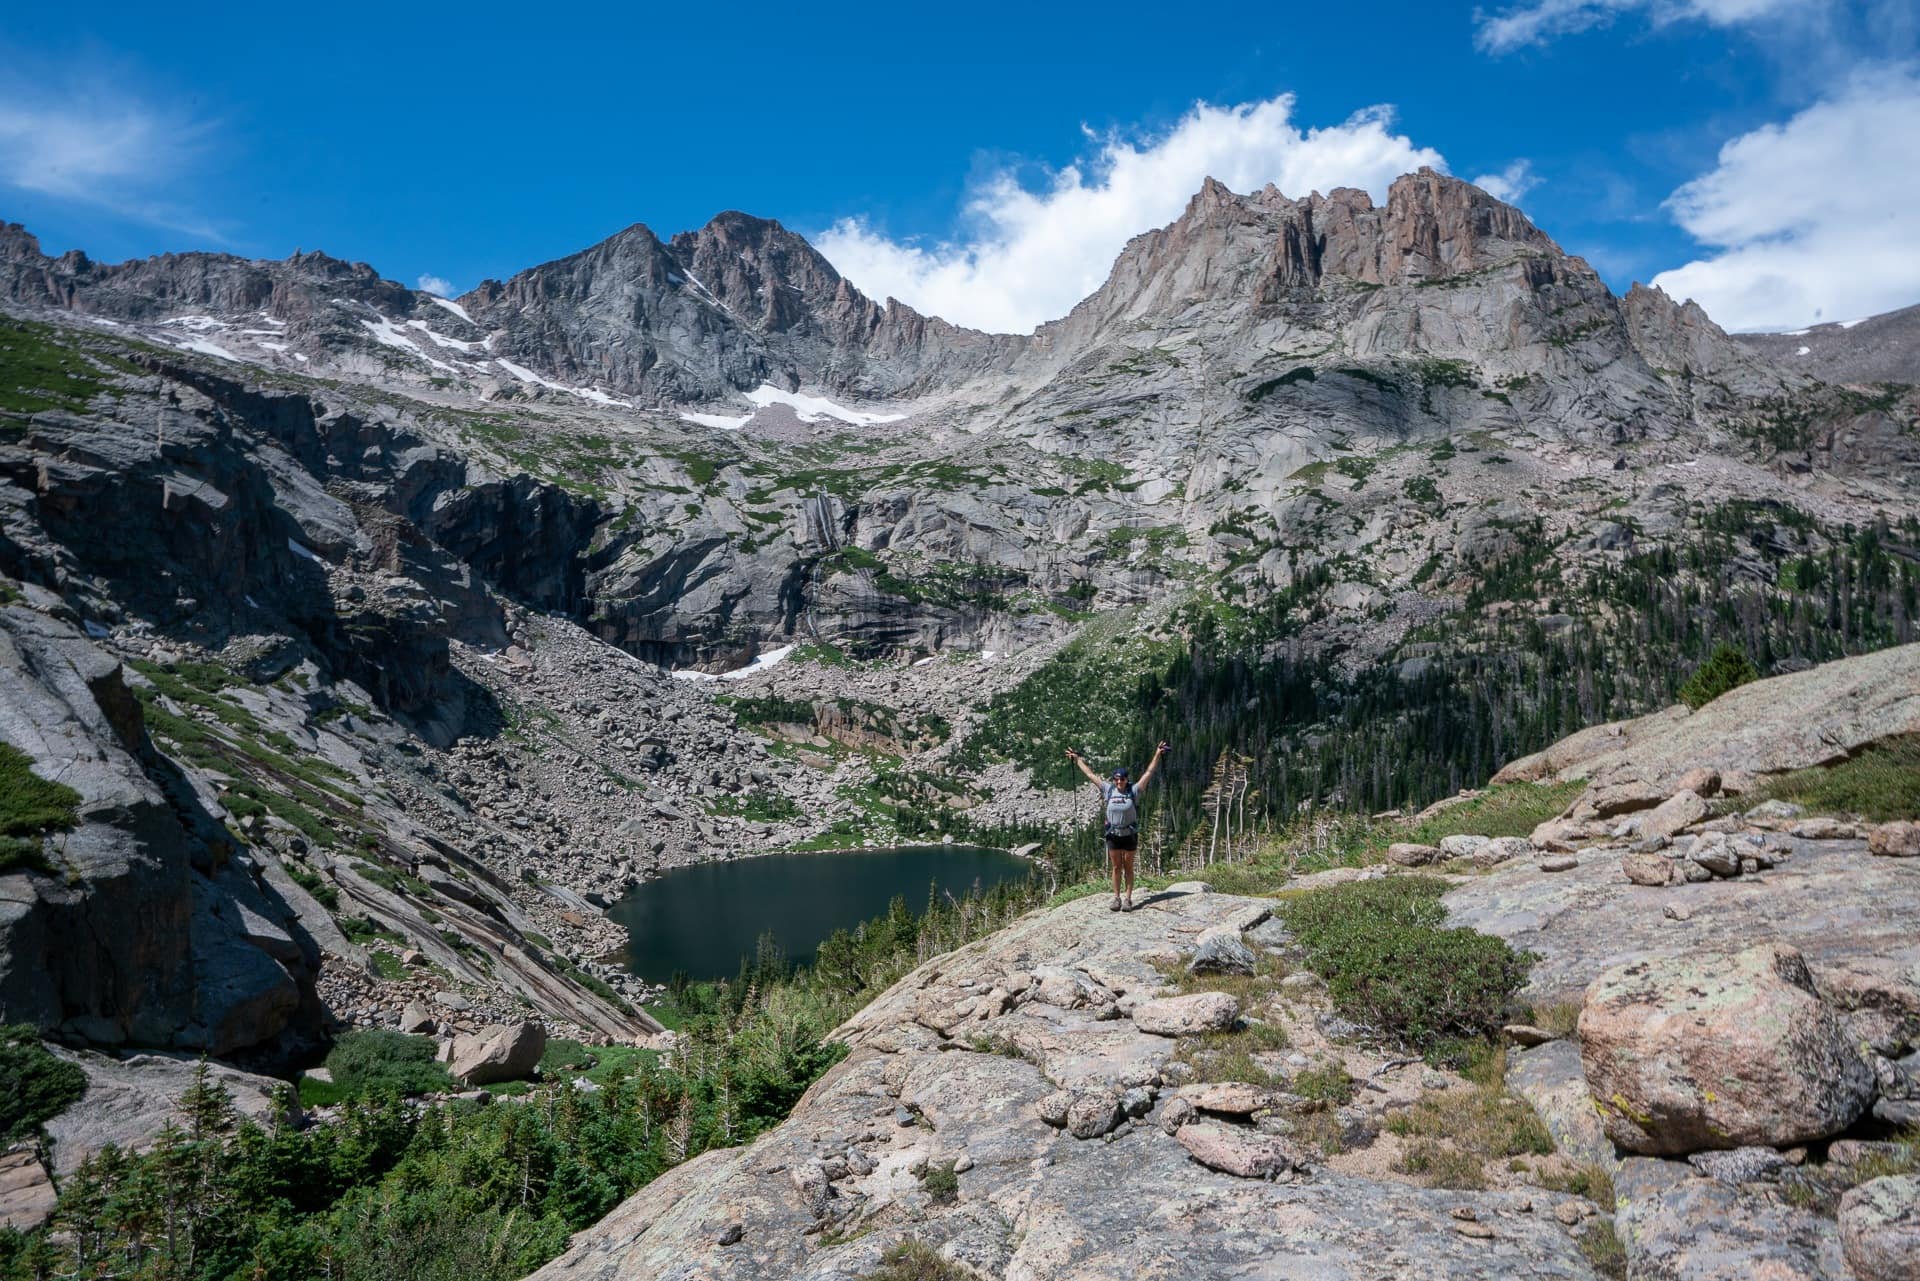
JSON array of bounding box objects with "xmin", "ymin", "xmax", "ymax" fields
[
  {"xmin": 1109, "ymin": 896, "xmax": 1122, "ymax": 912},
  {"xmin": 1124, "ymin": 895, "xmax": 1134, "ymax": 912}
]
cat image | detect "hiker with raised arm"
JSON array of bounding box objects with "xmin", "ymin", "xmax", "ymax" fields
[{"xmin": 1066, "ymin": 741, "xmax": 1169, "ymax": 912}]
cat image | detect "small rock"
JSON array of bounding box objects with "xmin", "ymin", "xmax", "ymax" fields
[
  {"xmin": 1279, "ymin": 971, "xmax": 1324, "ymax": 992},
  {"xmin": 1868, "ymin": 821, "xmax": 1920, "ymax": 858},
  {"xmin": 1745, "ymin": 799, "xmax": 1806, "ymax": 822},
  {"xmin": 1687, "ymin": 1146, "xmax": 1790, "ymax": 1183},
  {"xmin": 1454, "ymin": 1220, "xmax": 1495, "ymax": 1239},
  {"xmin": 1622, "ymin": 851, "xmax": 1675, "ymax": 886},
  {"xmin": 952, "ymin": 1153, "xmax": 974, "ymax": 1173},
  {"xmin": 1066, "ymin": 1091, "xmax": 1123, "ymax": 1140},
  {"xmin": 1482, "ymin": 836, "xmax": 1537, "ymax": 865},
  {"xmin": 1633, "ymin": 834, "xmax": 1671, "ymax": 853},
  {"xmin": 893, "ymin": 1106, "xmax": 917, "ymax": 1127},
  {"xmin": 1160, "ymin": 1096, "xmax": 1198, "ymax": 1134},
  {"xmin": 1503, "ymin": 1024, "xmax": 1557, "ymax": 1047},
  {"xmin": 1790, "ymin": 817, "xmax": 1859, "ymax": 841},
  {"xmin": 1120, "ymin": 1086, "xmax": 1155, "ymax": 1118},
  {"xmin": 1538, "ymin": 856, "xmax": 1578, "ymax": 873},
  {"xmin": 1037, "ymin": 1090, "xmax": 1074, "ymax": 1127},
  {"xmin": 716, "ymin": 1223, "xmax": 744, "ymax": 1246},
  {"xmin": 1687, "ymin": 832, "xmax": 1742, "ymax": 877},
  {"xmin": 1663, "ymin": 903, "xmax": 1693, "ymax": 922},
  {"xmin": 1675, "ymin": 767, "xmax": 1722, "ymax": 797},
  {"xmin": 1439, "ymin": 835, "xmax": 1490, "ymax": 861},
  {"xmin": 1554, "ymin": 1201, "xmax": 1588, "ymax": 1226},
  {"xmin": 1190, "ymin": 928, "xmax": 1257, "ymax": 977},
  {"xmin": 1177, "ymin": 1082, "xmax": 1284, "ymax": 1116}
]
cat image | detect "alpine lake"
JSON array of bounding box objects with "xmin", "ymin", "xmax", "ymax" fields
[{"xmin": 607, "ymin": 844, "xmax": 1037, "ymax": 982}]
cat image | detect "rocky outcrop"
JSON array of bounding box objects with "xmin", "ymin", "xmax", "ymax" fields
[
  {"xmin": 0, "ymin": 606, "xmax": 323, "ymax": 1056},
  {"xmin": 1578, "ymin": 944, "xmax": 1874, "ymax": 1154},
  {"xmin": 526, "ymin": 886, "xmax": 1607, "ymax": 1280},
  {"xmin": 39, "ymin": 1048, "xmax": 294, "ymax": 1176},
  {"xmin": 1614, "ymin": 1156, "xmax": 1854, "ymax": 1281},
  {"xmin": 1492, "ymin": 643, "xmax": 1920, "ymax": 794}
]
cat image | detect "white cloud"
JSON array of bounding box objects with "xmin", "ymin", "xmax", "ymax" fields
[
  {"xmin": 814, "ymin": 95, "xmax": 1445, "ymax": 334},
  {"xmin": 1650, "ymin": 65, "xmax": 1920, "ymax": 331},
  {"xmin": 1474, "ymin": 0, "xmax": 1815, "ymax": 53},
  {"xmin": 0, "ymin": 76, "xmax": 216, "ymax": 234},
  {"xmin": 1470, "ymin": 160, "xmax": 1542, "ymax": 204},
  {"xmin": 417, "ymin": 273, "xmax": 455, "ymax": 296}
]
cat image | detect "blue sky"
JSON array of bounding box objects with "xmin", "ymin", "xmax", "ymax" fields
[{"xmin": 1, "ymin": 0, "xmax": 1916, "ymax": 333}]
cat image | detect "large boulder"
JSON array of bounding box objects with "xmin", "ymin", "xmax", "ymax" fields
[
  {"xmin": 1175, "ymin": 1122, "xmax": 1301, "ymax": 1179},
  {"xmin": 1132, "ymin": 992, "xmax": 1239, "ymax": 1036},
  {"xmin": 1841, "ymin": 1175, "xmax": 1920, "ymax": 1281},
  {"xmin": 449, "ymin": 1021, "xmax": 547, "ymax": 1085},
  {"xmin": 1578, "ymin": 943, "xmax": 1874, "ymax": 1154}
]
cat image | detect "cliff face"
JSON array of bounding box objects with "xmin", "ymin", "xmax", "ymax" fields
[{"xmin": 0, "ymin": 603, "xmax": 324, "ymax": 1058}]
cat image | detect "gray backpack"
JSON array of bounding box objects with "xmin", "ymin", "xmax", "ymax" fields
[{"xmin": 1103, "ymin": 782, "xmax": 1139, "ymax": 837}]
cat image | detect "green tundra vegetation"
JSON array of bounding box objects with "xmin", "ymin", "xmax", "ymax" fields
[{"xmin": 0, "ymin": 743, "xmax": 82, "ymax": 873}]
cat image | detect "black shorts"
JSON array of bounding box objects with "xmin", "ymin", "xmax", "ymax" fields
[{"xmin": 1106, "ymin": 832, "xmax": 1138, "ymax": 852}]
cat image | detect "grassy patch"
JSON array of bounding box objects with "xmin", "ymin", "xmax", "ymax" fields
[
  {"xmin": 1292, "ymin": 1060, "xmax": 1355, "ymax": 1105},
  {"xmin": 860, "ymin": 1240, "xmax": 968, "ymax": 1281},
  {"xmin": 1386, "ymin": 1046, "xmax": 1553, "ymax": 1188},
  {"xmin": 1406, "ymin": 781, "xmax": 1584, "ymax": 844},
  {"xmin": 1540, "ymin": 1161, "xmax": 1617, "ymax": 1210},
  {"xmin": 1577, "ymin": 1219, "xmax": 1628, "ymax": 1280},
  {"xmin": 0, "ymin": 743, "xmax": 82, "ymax": 872},
  {"xmin": 1280, "ymin": 877, "xmax": 1532, "ymax": 1057},
  {"xmin": 0, "ymin": 318, "xmax": 135, "ymax": 421},
  {"xmin": 1729, "ymin": 734, "xmax": 1920, "ymax": 822},
  {"xmin": 1170, "ymin": 1023, "xmax": 1292, "ymax": 1086}
]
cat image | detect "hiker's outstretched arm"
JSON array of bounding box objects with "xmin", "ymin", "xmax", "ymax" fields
[
  {"xmin": 1065, "ymin": 748, "xmax": 1104, "ymax": 787},
  {"xmin": 1134, "ymin": 741, "xmax": 1170, "ymax": 790}
]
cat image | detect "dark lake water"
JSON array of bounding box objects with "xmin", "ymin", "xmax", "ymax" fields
[{"xmin": 607, "ymin": 845, "xmax": 1036, "ymax": 982}]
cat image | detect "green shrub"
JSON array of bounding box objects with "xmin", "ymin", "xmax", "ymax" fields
[
  {"xmin": 1279, "ymin": 877, "xmax": 1532, "ymax": 1054},
  {"xmin": 1678, "ymin": 642, "xmax": 1759, "ymax": 709},
  {"xmin": 286, "ymin": 861, "xmax": 340, "ymax": 910},
  {"xmin": 920, "ymin": 1159, "xmax": 959, "ymax": 1204},
  {"xmin": 0, "ymin": 1025, "xmax": 87, "ymax": 1142},
  {"xmin": 319, "ymin": 1030, "xmax": 451, "ymax": 1100}
]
